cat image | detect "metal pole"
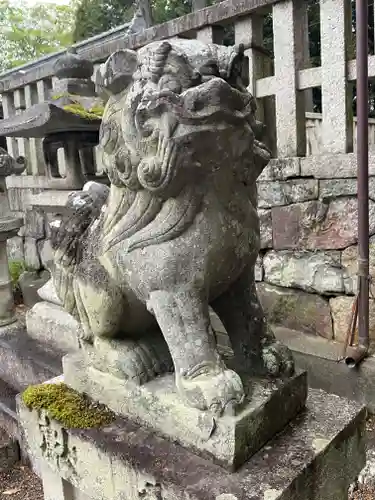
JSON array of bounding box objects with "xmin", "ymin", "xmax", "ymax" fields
[{"xmin": 346, "ymin": 0, "xmax": 370, "ymax": 367}]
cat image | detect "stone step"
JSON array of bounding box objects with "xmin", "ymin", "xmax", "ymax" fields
[{"xmin": 0, "ymin": 322, "xmax": 63, "ymax": 394}]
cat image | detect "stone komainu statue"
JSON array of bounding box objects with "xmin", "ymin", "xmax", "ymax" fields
[{"xmin": 50, "ymin": 39, "xmax": 294, "ymax": 414}]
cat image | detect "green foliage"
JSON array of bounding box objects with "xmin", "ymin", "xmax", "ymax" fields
[
  {"xmin": 151, "ymin": 0, "xmax": 190, "ymax": 24},
  {"xmin": 8, "ymin": 259, "xmax": 26, "ymax": 288},
  {"xmin": 0, "ymin": 0, "xmax": 75, "ymax": 72},
  {"xmin": 22, "ymin": 383, "xmax": 115, "ymax": 428},
  {"xmin": 73, "ymin": 0, "xmax": 134, "ymax": 42},
  {"xmin": 72, "ymin": 0, "xmax": 192, "ymax": 42}
]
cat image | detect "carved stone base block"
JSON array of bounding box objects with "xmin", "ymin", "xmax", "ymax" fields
[
  {"xmin": 63, "ymin": 352, "xmax": 307, "ymax": 470},
  {"xmin": 18, "ymin": 385, "xmax": 366, "ymax": 500}
]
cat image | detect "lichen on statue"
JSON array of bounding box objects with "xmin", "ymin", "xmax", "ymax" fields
[{"xmin": 50, "ymin": 38, "xmax": 295, "ymax": 415}]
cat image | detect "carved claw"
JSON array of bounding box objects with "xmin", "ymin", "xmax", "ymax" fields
[
  {"xmin": 262, "ymin": 341, "xmax": 295, "ymax": 377},
  {"xmin": 176, "ymin": 366, "xmax": 244, "ymax": 415}
]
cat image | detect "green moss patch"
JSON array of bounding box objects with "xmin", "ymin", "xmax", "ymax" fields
[
  {"xmin": 63, "ymin": 103, "xmax": 104, "ymax": 120},
  {"xmin": 51, "ymin": 92, "xmax": 104, "ymax": 120},
  {"xmin": 22, "ymin": 383, "xmax": 115, "ymax": 429}
]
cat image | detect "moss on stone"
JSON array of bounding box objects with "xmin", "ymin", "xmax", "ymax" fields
[
  {"xmin": 62, "ymin": 103, "xmax": 103, "ymax": 120},
  {"xmin": 51, "ymin": 92, "xmax": 104, "ymax": 120},
  {"xmin": 22, "ymin": 383, "xmax": 115, "ymax": 429}
]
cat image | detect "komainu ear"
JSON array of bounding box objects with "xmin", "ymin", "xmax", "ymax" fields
[{"xmin": 95, "ymin": 49, "xmax": 138, "ymax": 97}]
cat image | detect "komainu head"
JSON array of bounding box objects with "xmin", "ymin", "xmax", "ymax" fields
[{"xmin": 96, "ymin": 38, "xmax": 271, "ymax": 198}]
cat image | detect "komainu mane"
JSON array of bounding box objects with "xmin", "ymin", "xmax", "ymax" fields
[{"xmin": 51, "ymin": 38, "xmax": 294, "ymax": 414}]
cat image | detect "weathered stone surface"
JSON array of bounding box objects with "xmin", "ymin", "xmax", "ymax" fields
[
  {"xmin": 263, "ymin": 250, "xmax": 345, "ymax": 295},
  {"xmin": 0, "ymin": 429, "xmax": 19, "ymax": 471},
  {"xmin": 258, "ymin": 208, "xmax": 273, "ymax": 248},
  {"xmin": 24, "ymin": 209, "xmax": 45, "ymax": 240},
  {"xmin": 24, "ymin": 237, "xmax": 41, "ymax": 270},
  {"xmin": 301, "ymin": 151, "xmax": 375, "ymax": 178},
  {"xmin": 258, "ymin": 179, "xmax": 318, "ymax": 208},
  {"xmin": 258, "ymin": 157, "xmax": 300, "ymax": 181},
  {"xmin": 320, "ymin": 177, "xmax": 375, "ymax": 199},
  {"xmin": 0, "ymin": 215, "xmax": 22, "ymax": 236},
  {"xmin": 255, "ymin": 254, "xmax": 263, "ymax": 281},
  {"xmin": 18, "ymin": 385, "xmax": 366, "ymax": 500},
  {"xmin": 342, "ymin": 235, "xmax": 375, "ymax": 295},
  {"xmin": 330, "ymin": 296, "xmax": 375, "ymax": 342},
  {"xmin": 257, "ymin": 283, "xmax": 333, "ymax": 339},
  {"xmin": 37, "ymin": 279, "xmax": 62, "ymax": 306},
  {"xmin": 37, "ymin": 239, "xmax": 53, "ymax": 271},
  {"xmin": 0, "ymin": 321, "xmax": 62, "ymax": 393},
  {"xmin": 26, "ymin": 302, "xmax": 81, "ymax": 352},
  {"xmin": 0, "ymin": 147, "xmax": 26, "ymax": 177},
  {"xmin": 7, "ymin": 236, "xmax": 24, "ymax": 261},
  {"xmin": 48, "ymin": 38, "xmax": 295, "ymax": 417},
  {"xmin": 273, "ymin": 199, "xmax": 375, "ymax": 250},
  {"xmin": 19, "ymin": 270, "xmax": 50, "ymax": 308},
  {"xmin": 64, "ymin": 352, "xmax": 307, "ymax": 470}
]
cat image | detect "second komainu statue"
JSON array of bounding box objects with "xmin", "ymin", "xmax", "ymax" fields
[{"xmin": 50, "ymin": 38, "xmax": 294, "ymax": 414}]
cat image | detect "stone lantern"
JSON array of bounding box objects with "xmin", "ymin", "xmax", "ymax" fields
[
  {"xmin": 0, "ymin": 48, "xmax": 106, "ymax": 190},
  {"xmin": 0, "ymin": 148, "xmax": 25, "ymax": 326}
]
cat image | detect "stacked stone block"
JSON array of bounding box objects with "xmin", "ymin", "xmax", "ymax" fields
[
  {"xmin": 256, "ymin": 154, "xmax": 375, "ymax": 342},
  {"xmin": 5, "ymin": 153, "xmax": 375, "ymax": 344}
]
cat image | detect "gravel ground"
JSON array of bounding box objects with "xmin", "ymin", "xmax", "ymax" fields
[{"xmin": 0, "ymin": 464, "xmax": 43, "ymax": 500}]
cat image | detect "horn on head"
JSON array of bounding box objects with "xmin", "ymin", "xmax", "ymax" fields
[{"xmin": 150, "ymin": 41, "xmax": 172, "ymax": 84}]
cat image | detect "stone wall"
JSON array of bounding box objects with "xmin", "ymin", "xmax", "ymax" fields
[
  {"xmin": 6, "ymin": 152, "xmax": 374, "ymax": 344},
  {"xmin": 5, "ymin": 177, "xmax": 63, "ymax": 273},
  {"xmin": 7, "ymin": 209, "xmax": 53, "ymax": 272},
  {"xmin": 256, "ymin": 153, "xmax": 375, "ymax": 343}
]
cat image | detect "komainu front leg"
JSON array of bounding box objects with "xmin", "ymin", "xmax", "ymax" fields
[
  {"xmin": 148, "ymin": 286, "xmax": 244, "ymax": 414},
  {"xmin": 211, "ymin": 266, "xmax": 294, "ymax": 377}
]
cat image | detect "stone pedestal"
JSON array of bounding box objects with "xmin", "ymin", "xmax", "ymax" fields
[
  {"xmin": 18, "ymin": 381, "xmax": 366, "ymax": 500},
  {"xmin": 64, "ymin": 352, "xmax": 307, "ymax": 470}
]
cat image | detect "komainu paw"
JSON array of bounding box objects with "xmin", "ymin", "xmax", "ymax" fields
[
  {"xmin": 262, "ymin": 341, "xmax": 295, "ymax": 377},
  {"xmin": 177, "ymin": 364, "xmax": 244, "ymax": 414}
]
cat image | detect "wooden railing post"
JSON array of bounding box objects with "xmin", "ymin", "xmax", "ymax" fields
[
  {"xmin": 272, "ymin": 0, "xmax": 306, "ymax": 157},
  {"xmin": 320, "ymin": 0, "xmax": 353, "ymax": 153}
]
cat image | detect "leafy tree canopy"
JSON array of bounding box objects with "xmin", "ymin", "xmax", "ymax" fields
[
  {"xmin": 72, "ymin": 0, "xmax": 192, "ymax": 42},
  {"xmin": 72, "ymin": 0, "xmax": 134, "ymax": 43},
  {"xmin": 0, "ymin": 0, "xmax": 75, "ymax": 72}
]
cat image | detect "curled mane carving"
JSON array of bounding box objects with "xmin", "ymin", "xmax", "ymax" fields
[{"xmin": 97, "ymin": 39, "xmax": 270, "ymax": 254}]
